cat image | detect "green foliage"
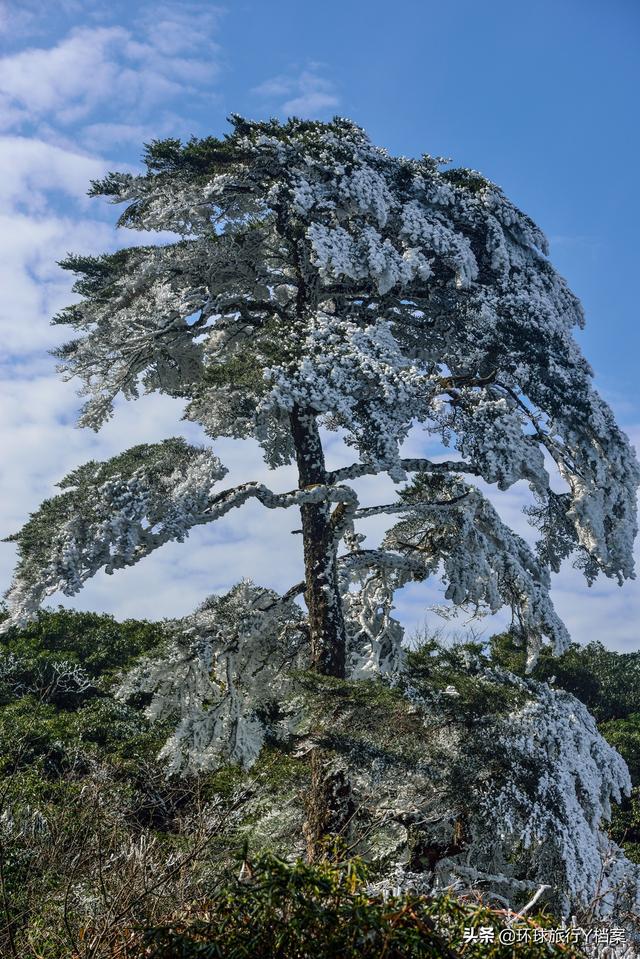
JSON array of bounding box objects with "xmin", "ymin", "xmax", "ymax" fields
[
  {"xmin": 141, "ymin": 133, "xmax": 241, "ymax": 176},
  {"xmin": 134, "ymin": 854, "xmax": 582, "ymax": 959},
  {"xmin": 408, "ymin": 636, "xmax": 526, "ymax": 723},
  {"xmin": 598, "ymin": 715, "xmax": 640, "ymax": 862},
  {"xmin": 608, "ymin": 787, "xmax": 640, "ymax": 864},
  {"xmin": 0, "ymin": 606, "xmax": 166, "ymax": 681},
  {"xmin": 442, "ymin": 167, "xmax": 492, "ymax": 194},
  {"xmin": 600, "ymin": 713, "xmax": 640, "ymax": 783},
  {"xmin": 489, "ymin": 633, "xmax": 640, "ymax": 723},
  {"xmin": 57, "ymin": 247, "xmax": 157, "ymax": 299},
  {"xmin": 293, "ymin": 671, "xmax": 431, "ymax": 771},
  {"xmin": 0, "ymin": 697, "xmax": 77, "ymax": 775},
  {"xmin": 0, "ymin": 609, "xmax": 267, "ymax": 957}
]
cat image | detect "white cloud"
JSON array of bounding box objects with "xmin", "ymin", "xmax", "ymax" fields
[
  {"xmin": 81, "ymin": 119, "xmax": 173, "ymax": 151},
  {"xmin": 0, "ymin": 27, "xmax": 127, "ymax": 124},
  {"xmin": 253, "ymin": 64, "xmax": 340, "ymax": 118},
  {"xmin": 0, "ymin": 7, "xmax": 223, "ymax": 136},
  {"xmin": 283, "ymin": 90, "xmax": 340, "ymax": 117},
  {"xmin": 0, "ymin": 135, "xmax": 106, "ymax": 209},
  {"xmin": 0, "ymin": 5, "xmax": 227, "ymax": 620},
  {"xmin": 0, "ymin": 135, "xmax": 180, "ymax": 360},
  {"xmin": 0, "ymin": 137, "xmax": 118, "ymax": 357},
  {"xmin": 136, "ymin": 3, "xmax": 224, "ymax": 60},
  {"xmin": 0, "ymin": 212, "xmax": 115, "ymax": 355}
]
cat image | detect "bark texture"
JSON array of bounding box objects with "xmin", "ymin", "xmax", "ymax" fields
[
  {"xmin": 290, "ymin": 405, "xmax": 353, "ymax": 861},
  {"xmin": 302, "ymin": 749, "xmax": 355, "ymax": 862},
  {"xmin": 290, "ymin": 405, "xmax": 347, "ymax": 679}
]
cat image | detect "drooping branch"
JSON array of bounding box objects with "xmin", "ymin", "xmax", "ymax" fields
[
  {"xmin": 384, "ymin": 474, "xmax": 571, "ymax": 667},
  {"xmin": 117, "ymin": 582, "xmax": 308, "ymax": 773},
  {"xmin": 0, "ymin": 438, "xmax": 358, "ymax": 633}
]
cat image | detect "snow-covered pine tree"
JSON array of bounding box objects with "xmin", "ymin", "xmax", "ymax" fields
[{"xmin": 2, "ymin": 116, "xmax": 638, "ymax": 856}]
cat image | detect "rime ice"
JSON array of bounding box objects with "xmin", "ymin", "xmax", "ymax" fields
[
  {"xmin": 1, "ymin": 115, "xmax": 639, "ymax": 935},
  {"xmin": 3, "ymin": 116, "xmax": 636, "ymax": 653}
]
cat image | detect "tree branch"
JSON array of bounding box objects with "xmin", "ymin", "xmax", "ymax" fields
[
  {"xmin": 338, "ymin": 549, "xmax": 426, "ymax": 577},
  {"xmin": 492, "ymin": 380, "xmax": 585, "ymax": 479},
  {"xmin": 262, "ymin": 548, "xmax": 426, "ymax": 613},
  {"xmin": 328, "ymin": 459, "xmax": 480, "ymax": 484},
  {"xmin": 353, "ymin": 492, "xmax": 469, "ymax": 519},
  {"xmin": 201, "ymin": 480, "xmax": 358, "ymax": 525}
]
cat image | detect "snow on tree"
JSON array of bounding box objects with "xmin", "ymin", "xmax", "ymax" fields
[
  {"xmin": 117, "ymin": 581, "xmax": 308, "ymax": 774},
  {"xmin": 2, "ymin": 116, "xmax": 637, "ymax": 667},
  {"xmin": 426, "ymin": 669, "xmax": 639, "ymax": 920},
  {"xmin": 124, "ymin": 606, "xmax": 639, "ymax": 924},
  {"xmin": 1, "ymin": 116, "xmax": 638, "ymax": 868},
  {"xmin": 360, "ymin": 650, "xmax": 640, "ymax": 924}
]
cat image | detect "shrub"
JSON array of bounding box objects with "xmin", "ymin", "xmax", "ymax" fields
[{"xmin": 118, "ymin": 855, "xmax": 584, "ymax": 959}]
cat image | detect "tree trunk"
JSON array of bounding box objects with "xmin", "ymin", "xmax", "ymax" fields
[
  {"xmin": 302, "ymin": 748, "xmax": 354, "ymax": 861},
  {"xmin": 290, "ymin": 405, "xmax": 352, "ymax": 860},
  {"xmin": 289, "ymin": 405, "xmax": 346, "ymax": 678}
]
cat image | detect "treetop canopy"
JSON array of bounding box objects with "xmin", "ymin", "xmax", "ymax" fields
[{"xmin": 2, "ymin": 115, "xmax": 638, "ymax": 659}]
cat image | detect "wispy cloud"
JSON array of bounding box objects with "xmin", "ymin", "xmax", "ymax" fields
[
  {"xmin": 0, "ymin": 135, "xmax": 106, "ymax": 208},
  {"xmin": 0, "ymin": 3, "xmax": 229, "ymax": 617},
  {"xmin": 0, "ymin": 5, "xmax": 223, "ymax": 139},
  {"xmin": 0, "ymin": 2, "xmax": 226, "ymax": 366},
  {"xmin": 253, "ymin": 63, "xmax": 340, "ymax": 118}
]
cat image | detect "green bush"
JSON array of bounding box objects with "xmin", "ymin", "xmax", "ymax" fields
[
  {"xmin": 130, "ymin": 855, "xmax": 583, "ymax": 959},
  {"xmin": 489, "ymin": 634, "xmax": 640, "ymax": 724},
  {"xmin": 607, "ymin": 787, "xmax": 640, "ymax": 864},
  {"xmin": 0, "ymin": 606, "xmax": 166, "ymax": 684},
  {"xmin": 599, "ymin": 714, "xmax": 640, "ymax": 783}
]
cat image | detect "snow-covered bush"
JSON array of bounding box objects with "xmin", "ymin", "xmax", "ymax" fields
[
  {"xmin": 119, "ymin": 600, "xmax": 640, "ymax": 931},
  {"xmin": 118, "ymin": 582, "xmax": 308, "ymax": 773}
]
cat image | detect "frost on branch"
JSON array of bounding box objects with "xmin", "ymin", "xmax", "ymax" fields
[
  {"xmin": 303, "ymin": 640, "xmax": 639, "ymax": 922},
  {"xmin": 118, "ymin": 582, "xmax": 308, "ymax": 774},
  {"xmin": 339, "ymin": 535, "xmax": 418, "ymax": 679},
  {"xmin": 1, "ymin": 440, "xmax": 227, "ymax": 632},
  {"xmin": 260, "ymin": 311, "xmax": 439, "ymax": 478},
  {"xmin": 439, "ymin": 392, "xmax": 549, "ymax": 493},
  {"xmin": 342, "ymin": 568, "xmax": 406, "ymax": 680},
  {"xmin": 437, "ymin": 674, "xmax": 639, "ymax": 919},
  {"xmin": 53, "ymin": 245, "xmax": 210, "ymax": 431},
  {"xmin": 51, "ymin": 115, "xmax": 637, "ymax": 595},
  {"xmin": 383, "ymin": 473, "xmax": 570, "ymax": 666},
  {"xmin": 119, "ymin": 571, "xmax": 416, "ymax": 774}
]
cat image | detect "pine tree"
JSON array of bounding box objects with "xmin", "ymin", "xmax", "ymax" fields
[{"xmin": 2, "ymin": 116, "xmax": 638, "ymax": 856}]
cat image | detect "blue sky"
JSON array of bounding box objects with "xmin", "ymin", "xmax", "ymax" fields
[{"xmin": 0, "ymin": 0, "xmax": 638, "ymax": 650}]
